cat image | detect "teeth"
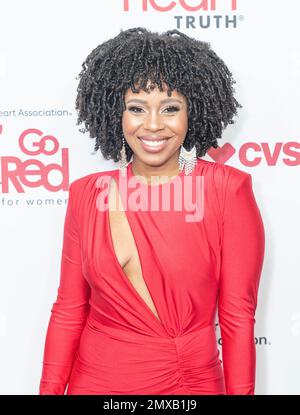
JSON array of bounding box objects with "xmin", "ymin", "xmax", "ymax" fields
[{"xmin": 141, "ymin": 139, "xmax": 167, "ymax": 147}]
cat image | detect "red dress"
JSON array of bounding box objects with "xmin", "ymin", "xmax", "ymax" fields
[{"xmin": 39, "ymin": 158, "xmax": 265, "ymax": 395}]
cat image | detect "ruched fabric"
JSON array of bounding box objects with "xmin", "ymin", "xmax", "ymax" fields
[{"xmin": 39, "ymin": 158, "xmax": 265, "ymax": 395}]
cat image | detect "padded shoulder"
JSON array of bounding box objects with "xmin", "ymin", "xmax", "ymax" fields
[
  {"xmin": 67, "ymin": 168, "xmax": 117, "ymax": 220},
  {"xmin": 196, "ymin": 158, "xmax": 252, "ymax": 219}
]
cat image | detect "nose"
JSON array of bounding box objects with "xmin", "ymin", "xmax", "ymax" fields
[{"xmin": 143, "ymin": 111, "xmax": 165, "ymax": 130}]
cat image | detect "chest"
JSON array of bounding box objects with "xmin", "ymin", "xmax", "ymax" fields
[
  {"xmin": 107, "ymin": 178, "xmax": 162, "ymax": 321},
  {"xmin": 108, "ymin": 206, "xmax": 141, "ymax": 274}
]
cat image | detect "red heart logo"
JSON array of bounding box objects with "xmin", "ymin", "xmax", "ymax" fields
[{"xmin": 207, "ymin": 143, "xmax": 236, "ymax": 163}]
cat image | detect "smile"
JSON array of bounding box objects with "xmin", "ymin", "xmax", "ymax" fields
[
  {"xmin": 141, "ymin": 138, "xmax": 167, "ymax": 146},
  {"xmin": 138, "ymin": 136, "xmax": 172, "ymax": 153}
]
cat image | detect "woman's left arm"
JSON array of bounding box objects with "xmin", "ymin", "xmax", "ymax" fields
[{"xmin": 218, "ymin": 172, "xmax": 265, "ymax": 395}]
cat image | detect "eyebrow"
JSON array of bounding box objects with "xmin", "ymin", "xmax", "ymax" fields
[{"xmin": 126, "ymin": 98, "xmax": 183, "ymax": 104}]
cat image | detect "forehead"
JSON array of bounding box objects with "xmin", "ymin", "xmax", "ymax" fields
[{"xmin": 124, "ymin": 82, "xmax": 186, "ymax": 103}]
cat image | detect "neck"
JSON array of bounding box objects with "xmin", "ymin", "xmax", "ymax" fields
[{"xmin": 131, "ymin": 154, "xmax": 180, "ymax": 185}]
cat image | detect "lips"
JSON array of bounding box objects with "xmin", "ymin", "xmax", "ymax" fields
[
  {"xmin": 138, "ymin": 136, "xmax": 171, "ymax": 152},
  {"xmin": 138, "ymin": 136, "xmax": 171, "ymax": 141}
]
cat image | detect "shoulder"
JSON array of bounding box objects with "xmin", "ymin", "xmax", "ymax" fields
[
  {"xmin": 196, "ymin": 157, "xmax": 251, "ymax": 191},
  {"xmin": 196, "ymin": 158, "xmax": 252, "ymax": 217},
  {"xmin": 68, "ymin": 168, "xmax": 117, "ymax": 213}
]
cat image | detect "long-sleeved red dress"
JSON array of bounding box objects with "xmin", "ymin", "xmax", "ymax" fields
[{"xmin": 39, "ymin": 157, "xmax": 265, "ymax": 395}]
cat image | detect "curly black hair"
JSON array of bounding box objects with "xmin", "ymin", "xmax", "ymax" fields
[{"xmin": 75, "ymin": 27, "xmax": 242, "ymax": 163}]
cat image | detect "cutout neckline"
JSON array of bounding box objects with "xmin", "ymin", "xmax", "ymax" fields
[{"xmin": 105, "ymin": 176, "xmax": 165, "ymax": 330}]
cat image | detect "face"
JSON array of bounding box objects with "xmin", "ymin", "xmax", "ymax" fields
[{"xmin": 122, "ymin": 82, "xmax": 188, "ymax": 170}]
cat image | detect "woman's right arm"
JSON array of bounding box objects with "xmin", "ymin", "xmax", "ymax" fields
[{"xmin": 39, "ymin": 180, "xmax": 91, "ymax": 395}]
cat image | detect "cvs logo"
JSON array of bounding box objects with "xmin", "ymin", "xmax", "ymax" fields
[{"xmin": 208, "ymin": 141, "xmax": 300, "ymax": 165}]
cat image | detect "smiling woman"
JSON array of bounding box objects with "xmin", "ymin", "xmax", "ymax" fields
[
  {"xmin": 75, "ymin": 27, "xmax": 241, "ymax": 168},
  {"xmin": 122, "ymin": 85, "xmax": 189, "ymax": 180},
  {"xmin": 39, "ymin": 27, "xmax": 265, "ymax": 396}
]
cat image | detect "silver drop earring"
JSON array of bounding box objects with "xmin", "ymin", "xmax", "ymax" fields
[
  {"xmin": 178, "ymin": 143, "xmax": 197, "ymax": 175},
  {"xmin": 119, "ymin": 136, "xmax": 128, "ymax": 177}
]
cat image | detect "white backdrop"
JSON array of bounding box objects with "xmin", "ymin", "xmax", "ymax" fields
[{"xmin": 0, "ymin": 0, "xmax": 299, "ymax": 395}]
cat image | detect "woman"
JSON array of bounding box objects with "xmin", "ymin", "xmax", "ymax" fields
[{"xmin": 39, "ymin": 27, "xmax": 265, "ymax": 395}]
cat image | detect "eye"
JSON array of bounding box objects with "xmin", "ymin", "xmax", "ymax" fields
[
  {"xmin": 127, "ymin": 106, "xmax": 143, "ymax": 113},
  {"xmin": 164, "ymin": 106, "xmax": 180, "ymax": 113},
  {"xmin": 127, "ymin": 106, "xmax": 180, "ymax": 113}
]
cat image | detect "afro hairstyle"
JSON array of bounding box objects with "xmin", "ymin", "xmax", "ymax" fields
[{"xmin": 75, "ymin": 27, "xmax": 242, "ymax": 163}]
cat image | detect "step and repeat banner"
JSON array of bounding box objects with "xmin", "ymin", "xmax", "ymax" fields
[{"xmin": 0, "ymin": 0, "xmax": 299, "ymax": 395}]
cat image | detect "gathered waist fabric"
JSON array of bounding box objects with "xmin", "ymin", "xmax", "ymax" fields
[{"xmin": 66, "ymin": 312, "xmax": 226, "ymax": 395}]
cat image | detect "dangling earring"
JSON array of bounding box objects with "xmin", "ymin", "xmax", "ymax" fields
[
  {"xmin": 178, "ymin": 143, "xmax": 197, "ymax": 175},
  {"xmin": 119, "ymin": 136, "xmax": 128, "ymax": 177}
]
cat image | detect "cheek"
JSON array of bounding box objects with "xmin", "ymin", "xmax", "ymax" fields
[
  {"xmin": 168, "ymin": 113, "xmax": 188, "ymax": 134},
  {"xmin": 122, "ymin": 113, "xmax": 140, "ymax": 132}
]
